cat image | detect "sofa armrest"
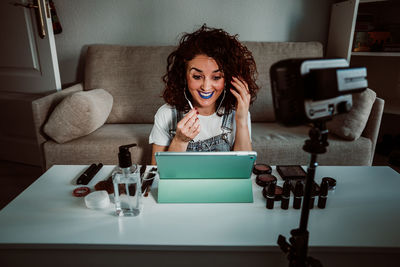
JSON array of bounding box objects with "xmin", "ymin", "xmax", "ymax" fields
[
  {"xmin": 31, "ymin": 83, "xmax": 83, "ymax": 145},
  {"xmin": 361, "ymin": 97, "xmax": 385, "ymax": 165}
]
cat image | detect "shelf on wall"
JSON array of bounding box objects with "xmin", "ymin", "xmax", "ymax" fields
[
  {"xmin": 352, "ymin": 52, "xmax": 400, "ymax": 57},
  {"xmin": 360, "ymin": 0, "xmax": 388, "ymax": 3}
]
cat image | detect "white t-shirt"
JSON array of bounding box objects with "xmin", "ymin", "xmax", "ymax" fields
[{"xmin": 149, "ymin": 104, "xmax": 252, "ymax": 147}]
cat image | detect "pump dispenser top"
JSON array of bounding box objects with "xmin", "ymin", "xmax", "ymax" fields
[{"xmin": 118, "ymin": 143, "xmax": 137, "ymax": 168}]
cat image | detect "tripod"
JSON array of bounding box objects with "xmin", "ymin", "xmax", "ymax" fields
[{"xmin": 278, "ymin": 120, "xmax": 329, "ymax": 267}]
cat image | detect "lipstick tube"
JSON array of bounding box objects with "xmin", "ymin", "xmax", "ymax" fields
[
  {"xmin": 77, "ymin": 164, "xmax": 97, "ymax": 185},
  {"xmin": 309, "ymin": 185, "xmax": 316, "ymax": 209},
  {"xmin": 83, "ymin": 163, "xmax": 103, "ymax": 185},
  {"xmin": 281, "ymin": 180, "xmax": 290, "ymax": 210},
  {"xmin": 266, "ymin": 181, "xmax": 276, "ymax": 209},
  {"xmin": 309, "ymin": 182, "xmax": 319, "ymax": 209},
  {"xmin": 318, "ymin": 179, "xmax": 329, "ymax": 209},
  {"xmin": 293, "ymin": 180, "xmax": 303, "ymax": 209}
]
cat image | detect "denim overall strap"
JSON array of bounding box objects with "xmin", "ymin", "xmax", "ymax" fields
[
  {"xmin": 177, "ymin": 110, "xmax": 183, "ymax": 123},
  {"xmin": 169, "ymin": 108, "xmax": 184, "ymax": 138},
  {"xmin": 168, "ymin": 108, "xmax": 177, "ymax": 137},
  {"xmin": 221, "ymin": 111, "xmax": 234, "ymax": 133}
]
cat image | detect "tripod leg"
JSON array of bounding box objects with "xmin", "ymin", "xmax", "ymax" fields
[{"xmin": 288, "ymin": 229, "xmax": 309, "ymax": 267}]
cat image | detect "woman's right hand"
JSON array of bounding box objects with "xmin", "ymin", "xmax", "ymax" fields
[{"xmin": 174, "ymin": 108, "xmax": 200, "ymax": 143}]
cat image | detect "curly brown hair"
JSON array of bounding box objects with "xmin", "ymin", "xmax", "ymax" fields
[{"xmin": 162, "ymin": 24, "xmax": 259, "ymax": 115}]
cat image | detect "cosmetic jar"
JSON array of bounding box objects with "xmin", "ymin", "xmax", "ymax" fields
[
  {"xmin": 84, "ymin": 190, "xmax": 110, "ymax": 209},
  {"xmin": 322, "ymin": 177, "xmax": 336, "ymax": 190},
  {"xmin": 256, "ymin": 174, "xmax": 277, "ymax": 187},
  {"xmin": 253, "ymin": 163, "xmax": 272, "ymax": 175}
]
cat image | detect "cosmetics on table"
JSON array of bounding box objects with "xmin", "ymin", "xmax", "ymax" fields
[
  {"xmin": 276, "ymin": 165, "xmax": 306, "ymax": 180},
  {"xmin": 73, "ymin": 187, "xmax": 91, "ymax": 197},
  {"xmin": 256, "ymin": 174, "xmax": 277, "ymax": 187},
  {"xmin": 84, "ymin": 190, "xmax": 110, "ymax": 209},
  {"xmin": 318, "ymin": 179, "xmax": 329, "ymax": 209},
  {"xmin": 112, "ymin": 144, "xmax": 142, "ymax": 217},
  {"xmin": 281, "ymin": 180, "xmax": 291, "ymax": 210},
  {"xmin": 257, "ymin": 166, "xmax": 334, "ymax": 211},
  {"xmin": 88, "ymin": 163, "xmax": 103, "ymax": 183},
  {"xmin": 293, "ymin": 180, "xmax": 303, "ymax": 209},
  {"xmin": 76, "ymin": 164, "xmax": 96, "ymax": 185},
  {"xmin": 309, "ymin": 184, "xmax": 316, "ymax": 209},
  {"xmin": 141, "ymin": 168, "xmax": 157, "ymax": 197},
  {"xmin": 313, "ymin": 181, "xmax": 321, "ymax": 195},
  {"xmin": 322, "ymin": 177, "xmax": 337, "ymax": 190},
  {"xmin": 266, "ymin": 181, "xmax": 276, "ymax": 209},
  {"xmin": 77, "ymin": 163, "xmax": 103, "ymax": 185},
  {"xmin": 262, "ymin": 184, "xmax": 282, "ymax": 201},
  {"xmin": 253, "ymin": 163, "xmax": 272, "ymax": 175},
  {"xmin": 274, "ymin": 185, "xmax": 283, "ymax": 201}
]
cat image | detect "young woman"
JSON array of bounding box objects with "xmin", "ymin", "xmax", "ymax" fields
[{"xmin": 149, "ymin": 25, "xmax": 259, "ymax": 164}]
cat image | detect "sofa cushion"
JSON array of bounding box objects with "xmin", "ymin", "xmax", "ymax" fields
[
  {"xmin": 327, "ymin": 88, "xmax": 376, "ymax": 140},
  {"xmin": 43, "ymin": 124, "xmax": 153, "ymax": 169},
  {"xmin": 85, "ymin": 45, "xmax": 174, "ymax": 124},
  {"xmin": 43, "ymin": 89, "xmax": 113, "ymax": 144},
  {"xmin": 244, "ymin": 42, "xmax": 323, "ymax": 122},
  {"xmin": 251, "ymin": 122, "xmax": 372, "ymax": 165},
  {"xmin": 32, "ymin": 84, "xmax": 84, "ymax": 144}
]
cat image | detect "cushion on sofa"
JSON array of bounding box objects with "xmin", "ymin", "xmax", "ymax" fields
[
  {"xmin": 43, "ymin": 89, "xmax": 113, "ymax": 144},
  {"xmin": 327, "ymin": 88, "xmax": 376, "ymax": 140}
]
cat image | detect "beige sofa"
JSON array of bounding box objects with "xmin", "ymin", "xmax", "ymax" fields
[{"xmin": 32, "ymin": 42, "xmax": 384, "ymax": 170}]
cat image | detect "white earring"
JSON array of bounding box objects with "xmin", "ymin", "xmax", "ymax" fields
[
  {"xmin": 216, "ymin": 88, "xmax": 226, "ymax": 113},
  {"xmin": 184, "ymin": 89, "xmax": 194, "ymax": 109}
]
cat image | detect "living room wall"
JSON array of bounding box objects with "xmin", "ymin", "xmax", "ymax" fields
[{"xmin": 54, "ymin": 0, "xmax": 335, "ymax": 86}]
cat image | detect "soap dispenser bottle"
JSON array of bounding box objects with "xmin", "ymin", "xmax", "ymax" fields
[{"xmin": 112, "ymin": 143, "xmax": 142, "ymax": 216}]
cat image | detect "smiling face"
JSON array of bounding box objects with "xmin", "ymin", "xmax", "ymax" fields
[{"xmin": 186, "ymin": 55, "xmax": 225, "ymax": 115}]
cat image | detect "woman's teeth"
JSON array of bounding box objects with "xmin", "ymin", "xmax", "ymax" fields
[{"xmin": 198, "ymin": 91, "xmax": 214, "ymax": 99}]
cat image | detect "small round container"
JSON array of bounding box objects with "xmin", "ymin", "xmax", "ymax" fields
[
  {"xmin": 73, "ymin": 187, "xmax": 90, "ymax": 197},
  {"xmin": 322, "ymin": 177, "xmax": 337, "ymax": 190},
  {"xmin": 84, "ymin": 190, "xmax": 110, "ymax": 209},
  {"xmin": 262, "ymin": 185, "xmax": 283, "ymax": 201},
  {"xmin": 256, "ymin": 174, "xmax": 277, "ymax": 187},
  {"xmin": 253, "ymin": 163, "xmax": 272, "ymax": 175}
]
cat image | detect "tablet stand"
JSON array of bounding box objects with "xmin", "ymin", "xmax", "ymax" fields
[{"xmin": 277, "ymin": 120, "xmax": 327, "ymax": 267}]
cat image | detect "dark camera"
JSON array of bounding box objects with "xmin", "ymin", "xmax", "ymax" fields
[{"xmin": 270, "ymin": 58, "xmax": 367, "ymax": 126}]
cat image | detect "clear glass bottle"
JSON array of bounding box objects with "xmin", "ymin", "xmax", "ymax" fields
[
  {"xmin": 112, "ymin": 164, "xmax": 142, "ymax": 216},
  {"xmin": 112, "ymin": 144, "xmax": 142, "ymax": 217}
]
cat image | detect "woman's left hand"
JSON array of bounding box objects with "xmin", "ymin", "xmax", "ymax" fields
[{"xmin": 230, "ymin": 76, "xmax": 251, "ymax": 124}]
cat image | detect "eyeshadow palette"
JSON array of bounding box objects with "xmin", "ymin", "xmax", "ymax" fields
[{"xmin": 276, "ymin": 165, "xmax": 307, "ymax": 180}]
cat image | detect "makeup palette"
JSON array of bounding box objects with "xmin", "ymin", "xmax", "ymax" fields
[{"xmin": 276, "ymin": 165, "xmax": 306, "ymax": 180}]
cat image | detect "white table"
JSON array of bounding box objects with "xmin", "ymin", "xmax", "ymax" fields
[{"xmin": 0, "ymin": 165, "xmax": 400, "ymax": 267}]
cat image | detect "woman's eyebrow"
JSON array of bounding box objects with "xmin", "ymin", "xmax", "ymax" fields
[
  {"xmin": 189, "ymin": 67, "xmax": 222, "ymax": 73},
  {"xmin": 190, "ymin": 67, "xmax": 203, "ymax": 73}
]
